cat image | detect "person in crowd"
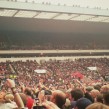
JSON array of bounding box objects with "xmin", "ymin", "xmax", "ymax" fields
[
  {"xmin": 70, "ymin": 88, "xmax": 84, "ymax": 108},
  {"xmin": 103, "ymin": 91, "xmax": 109, "ymax": 106},
  {"xmin": 24, "ymin": 88, "xmax": 34, "ymax": 109},
  {"xmin": 100, "ymin": 85, "xmax": 109, "ymax": 94},
  {"xmin": 19, "ymin": 93, "xmax": 28, "ymax": 108},
  {"xmin": 74, "ymin": 98, "xmax": 92, "ymax": 109},
  {"xmin": 42, "ymin": 100, "xmax": 60, "ymax": 109},
  {"xmin": 0, "ymin": 79, "xmax": 24, "ymax": 109},
  {"xmin": 90, "ymin": 89, "xmax": 100, "ymax": 102},
  {"xmin": 0, "ymin": 58, "xmax": 109, "ymax": 109},
  {"xmin": 86, "ymin": 102, "xmax": 109, "ymax": 109},
  {"xmin": 50, "ymin": 90, "xmax": 66, "ymax": 109},
  {"xmin": 96, "ymin": 94, "xmax": 103, "ymax": 103}
]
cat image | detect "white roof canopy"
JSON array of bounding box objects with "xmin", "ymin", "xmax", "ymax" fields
[
  {"xmin": 3, "ymin": 0, "xmax": 109, "ymax": 10},
  {"xmin": 0, "ymin": 1, "xmax": 109, "ymax": 21}
]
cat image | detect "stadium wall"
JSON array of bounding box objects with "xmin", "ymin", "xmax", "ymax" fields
[{"xmin": 0, "ymin": 56, "xmax": 109, "ymax": 63}]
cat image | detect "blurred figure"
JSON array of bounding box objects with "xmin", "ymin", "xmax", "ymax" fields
[
  {"xmin": 70, "ymin": 89, "xmax": 84, "ymax": 108},
  {"xmin": 103, "ymin": 91, "xmax": 109, "ymax": 106},
  {"xmin": 0, "ymin": 91, "xmax": 17, "ymax": 109},
  {"xmin": 50, "ymin": 90, "xmax": 66, "ymax": 109},
  {"xmin": 75, "ymin": 98, "xmax": 92, "ymax": 109},
  {"xmin": 86, "ymin": 102, "xmax": 109, "ymax": 109},
  {"xmin": 24, "ymin": 88, "xmax": 34, "ymax": 109},
  {"xmin": 90, "ymin": 89, "xmax": 100, "ymax": 102}
]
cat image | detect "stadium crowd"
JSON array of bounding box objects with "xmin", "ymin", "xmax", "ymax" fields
[
  {"xmin": 0, "ymin": 35, "xmax": 109, "ymax": 50},
  {"xmin": 0, "ymin": 57, "xmax": 109, "ymax": 109}
]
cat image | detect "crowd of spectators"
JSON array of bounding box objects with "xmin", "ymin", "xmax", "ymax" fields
[
  {"xmin": 0, "ymin": 35, "xmax": 109, "ymax": 50},
  {"xmin": 1, "ymin": 58, "xmax": 109, "ymax": 87},
  {"xmin": 0, "ymin": 57, "xmax": 109, "ymax": 109}
]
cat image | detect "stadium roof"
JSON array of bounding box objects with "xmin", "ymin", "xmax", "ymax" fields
[{"xmin": 0, "ymin": 0, "xmax": 109, "ymax": 35}]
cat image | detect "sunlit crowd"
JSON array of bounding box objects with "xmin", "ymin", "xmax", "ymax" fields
[{"xmin": 0, "ymin": 58, "xmax": 109, "ymax": 109}]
